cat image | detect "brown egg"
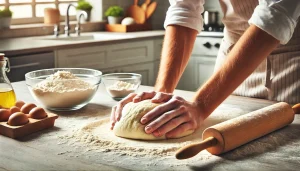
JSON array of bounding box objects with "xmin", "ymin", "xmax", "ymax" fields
[
  {"xmin": 28, "ymin": 107, "xmax": 47, "ymax": 119},
  {"xmin": 15, "ymin": 100, "xmax": 25, "ymax": 108},
  {"xmin": 7, "ymin": 112, "xmax": 29, "ymax": 126},
  {"xmin": 0, "ymin": 109, "xmax": 11, "ymax": 122},
  {"xmin": 21, "ymin": 103, "xmax": 37, "ymax": 114},
  {"xmin": 10, "ymin": 106, "xmax": 21, "ymax": 114}
]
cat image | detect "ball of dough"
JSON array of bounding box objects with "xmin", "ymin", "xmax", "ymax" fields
[
  {"xmin": 121, "ymin": 17, "xmax": 136, "ymax": 25},
  {"xmin": 113, "ymin": 100, "xmax": 194, "ymax": 140}
]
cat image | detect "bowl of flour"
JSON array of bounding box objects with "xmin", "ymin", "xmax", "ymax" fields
[
  {"xmin": 102, "ymin": 73, "xmax": 141, "ymax": 101},
  {"xmin": 25, "ymin": 68, "xmax": 102, "ymax": 111}
]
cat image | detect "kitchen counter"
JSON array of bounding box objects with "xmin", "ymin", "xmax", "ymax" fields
[
  {"xmin": 0, "ymin": 30, "xmax": 224, "ymax": 56},
  {"xmin": 1, "ymin": 81, "xmax": 300, "ymax": 171},
  {"xmin": 0, "ymin": 31, "xmax": 166, "ymax": 56}
]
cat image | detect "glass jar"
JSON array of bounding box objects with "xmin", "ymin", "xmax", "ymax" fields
[{"xmin": 0, "ymin": 53, "xmax": 16, "ymax": 108}]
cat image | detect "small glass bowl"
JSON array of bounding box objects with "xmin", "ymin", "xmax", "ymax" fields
[
  {"xmin": 25, "ymin": 68, "xmax": 102, "ymax": 111},
  {"xmin": 102, "ymin": 73, "xmax": 142, "ymax": 101}
]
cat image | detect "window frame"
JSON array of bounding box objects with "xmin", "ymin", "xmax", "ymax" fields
[{"xmin": 0, "ymin": 0, "xmax": 77, "ymax": 25}]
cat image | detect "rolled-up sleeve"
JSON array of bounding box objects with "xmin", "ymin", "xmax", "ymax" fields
[
  {"xmin": 249, "ymin": 0, "xmax": 300, "ymax": 44},
  {"xmin": 164, "ymin": 0, "xmax": 204, "ymax": 33}
]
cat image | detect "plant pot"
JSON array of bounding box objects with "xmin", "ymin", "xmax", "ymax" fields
[
  {"xmin": 0, "ymin": 17, "xmax": 12, "ymax": 29},
  {"xmin": 107, "ymin": 16, "xmax": 122, "ymax": 24},
  {"xmin": 76, "ymin": 9, "xmax": 91, "ymax": 23}
]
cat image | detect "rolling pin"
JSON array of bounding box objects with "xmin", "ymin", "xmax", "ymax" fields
[{"xmin": 176, "ymin": 102, "xmax": 300, "ymax": 160}]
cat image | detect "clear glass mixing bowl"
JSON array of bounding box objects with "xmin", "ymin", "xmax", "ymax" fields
[
  {"xmin": 102, "ymin": 73, "xmax": 141, "ymax": 101},
  {"xmin": 25, "ymin": 68, "xmax": 102, "ymax": 111}
]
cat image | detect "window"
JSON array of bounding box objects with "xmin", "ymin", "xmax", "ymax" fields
[{"xmin": 0, "ymin": 0, "xmax": 78, "ymax": 24}]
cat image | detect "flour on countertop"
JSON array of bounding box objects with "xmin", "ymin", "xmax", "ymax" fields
[
  {"xmin": 58, "ymin": 106, "xmax": 245, "ymax": 158},
  {"xmin": 56, "ymin": 105, "xmax": 300, "ymax": 170}
]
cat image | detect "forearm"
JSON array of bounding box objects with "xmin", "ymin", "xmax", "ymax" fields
[
  {"xmin": 194, "ymin": 25, "xmax": 280, "ymax": 119},
  {"xmin": 155, "ymin": 25, "xmax": 198, "ymax": 93}
]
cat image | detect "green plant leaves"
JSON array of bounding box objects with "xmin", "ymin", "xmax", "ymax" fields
[
  {"xmin": 105, "ymin": 6, "xmax": 124, "ymax": 17},
  {"xmin": 0, "ymin": 8, "xmax": 13, "ymax": 18}
]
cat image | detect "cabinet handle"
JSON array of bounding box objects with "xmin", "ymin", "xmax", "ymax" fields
[
  {"xmin": 214, "ymin": 43, "xmax": 220, "ymax": 48},
  {"xmin": 10, "ymin": 62, "xmax": 40, "ymax": 69},
  {"xmin": 203, "ymin": 42, "xmax": 212, "ymax": 48}
]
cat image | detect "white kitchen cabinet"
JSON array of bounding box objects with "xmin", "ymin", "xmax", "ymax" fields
[
  {"xmin": 7, "ymin": 52, "xmax": 54, "ymax": 82},
  {"xmin": 153, "ymin": 38, "xmax": 163, "ymax": 60},
  {"xmin": 55, "ymin": 40, "xmax": 154, "ymax": 70},
  {"xmin": 176, "ymin": 35, "xmax": 222, "ymax": 91},
  {"xmin": 55, "ymin": 37, "xmax": 164, "ymax": 86},
  {"xmin": 101, "ymin": 62, "xmax": 155, "ymax": 86},
  {"xmin": 193, "ymin": 56, "xmax": 217, "ymax": 89},
  {"xmin": 176, "ymin": 59, "xmax": 196, "ymax": 91},
  {"xmin": 153, "ymin": 38, "xmax": 163, "ymax": 81}
]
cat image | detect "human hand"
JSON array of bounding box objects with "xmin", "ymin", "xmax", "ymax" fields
[
  {"xmin": 110, "ymin": 91, "xmax": 173, "ymax": 130},
  {"xmin": 140, "ymin": 94, "xmax": 204, "ymax": 139}
]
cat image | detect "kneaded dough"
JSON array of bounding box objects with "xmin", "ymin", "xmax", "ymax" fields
[{"xmin": 113, "ymin": 100, "xmax": 194, "ymax": 140}]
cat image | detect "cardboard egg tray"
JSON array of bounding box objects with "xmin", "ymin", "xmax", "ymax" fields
[{"xmin": 0, "ymin": 113, "xmax": 58, "ymax": 139}]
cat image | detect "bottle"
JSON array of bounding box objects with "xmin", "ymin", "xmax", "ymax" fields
[{"xmin": 0, "ymin": 53, "xmax": 16, "ymax": 108}]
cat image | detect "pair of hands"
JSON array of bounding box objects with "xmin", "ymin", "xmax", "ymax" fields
[{"xmin": 110, "ymin": 91, "xmax": 204, "ymax": 138}]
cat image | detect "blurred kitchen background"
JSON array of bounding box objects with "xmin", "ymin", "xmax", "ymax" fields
[{"xmin": 0, "ymin": 0, "xmax": 224, "ymax": 91}]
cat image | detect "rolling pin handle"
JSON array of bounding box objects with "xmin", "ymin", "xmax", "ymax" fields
[
  {"xmin": 175, "ymin": 137, "xmax": 217, "ymax": 160},
  {"xmin": 292, "ymin": 103, "xmax": 300, "ymax": 114}
]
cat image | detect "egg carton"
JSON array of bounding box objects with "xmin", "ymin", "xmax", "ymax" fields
[{"xmin": 0, "ymin": 113, "xmax": 58, "ymax": 139}]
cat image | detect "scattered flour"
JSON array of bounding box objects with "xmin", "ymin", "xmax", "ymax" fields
[
  {"xmin": 32, "ymin": 71, "xmax": 97, "ymax": 108},
  {"xmin": 58, "ymin": 106, "xmax": 245, "ymax": 158}
]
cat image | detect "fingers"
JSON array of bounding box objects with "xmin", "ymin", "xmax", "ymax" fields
[
  {"xmin": 151, "ymin": 115, "xmax": 190, "ymax": 137},
  {"xmin": 110, "ymin": 106, "xmax": 117, "ymax": 130},
  {"xmin": 141, "ymin": 98, "xmax": 183, "ymax": 124},
  {"xmin": 151, "ymin": 92, "xmax": 173, "ymax": 103},
  {"xmin": 165, "ymin": 122, "xmax": 195, "ymax": 139},
  {"xmin": 132, "ymin": 91, "xmax": 156, "ymax": 103},
  {"xmin": 115, "ymin": 93, "xmax": 137, "ymax": 122},
  {"xmin": 144, "ymin": 106, "xmax": 186, "ymax": 134}
]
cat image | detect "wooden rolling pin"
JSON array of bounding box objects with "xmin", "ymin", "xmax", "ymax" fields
[{"xmin": 176, "ymin": 102, "xmax": 300, "ymax": 160}]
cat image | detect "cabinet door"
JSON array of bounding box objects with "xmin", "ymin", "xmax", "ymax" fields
[
  {"xmin": 56, "ymin": 40, "xmax": 154, "ymax": 70},
  {"xmin": 7, "ymin": 52, "xmax": 54, "ymax": 82},
  {"xmin": 153, "ymin": 38, "xmax": 163, "ymax": 60},
  {"xmin": 55, "ymin": 45, "xmax": 107, "ymax": 69},
  {"xmin": 102, "ymin": 62, "xmax": 155, "ymax": 86},
  {"xmin": 176, "ymin": 60, "xmax": 196, "ymax": 91},
  {"xmin": 194, "ymin": 56, "xmax": 216, "ymax": 88},
  {"xmin": 153, "ymin": 38, "xmax": 163, "ymax": 83}
]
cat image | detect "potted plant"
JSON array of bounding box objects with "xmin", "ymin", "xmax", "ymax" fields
[
  {"xmin": 76, "ymin": 0, "xmax": 93, "ymax": 22},
  {"xmin": 105, "ymin": 6, "xmax": 124, "ymax": 24},
  {"xmin": 0, "ymin": 8, "xmax": 13, "ymax": 29}
]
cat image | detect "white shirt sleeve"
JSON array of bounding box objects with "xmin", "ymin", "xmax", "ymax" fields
[
  {"xmin": 164, "ymin": 0, "xmax": 205, "ymax": 33},
  {"xmin": 249, "ymin": 0, "xmax": 300, "ymax": 44}
]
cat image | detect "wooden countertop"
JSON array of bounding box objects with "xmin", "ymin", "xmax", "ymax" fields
[{"xmin": 1, "ymin": 81, "xmax": 300, "ymax": 171}]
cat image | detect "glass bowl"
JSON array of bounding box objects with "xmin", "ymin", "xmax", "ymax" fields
[
  {"xmin": 25, "ymin": 68, "xmax": 102, "ymax": 111},
  {"xmin": 102, "ymin": 73, "xmax": 142, "ymax": 101}
]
